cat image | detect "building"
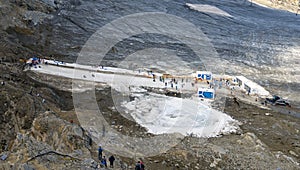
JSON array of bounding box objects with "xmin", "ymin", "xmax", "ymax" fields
[
  {"xmin": 235, "ymin": 76, "xmax": 270, "ymax": 96},
  {"xmin": 198, "ymin": 88, "xmax": 215, "ymax": 99},
  {"xmin": 196, "ymin": 71, "xmax": 212, "ymax": 81}
]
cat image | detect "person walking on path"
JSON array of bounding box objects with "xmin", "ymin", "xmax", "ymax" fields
[
  {"xmin": 101, "ymin": 156, "xmax": 107, "ymax": 168},
  {"xmin": 135, "ymin": 161, "xmax": 142, "ymax": 170},
  {"xmin": 135, "ymin": 160, "xmax": 145, "ymax": 170},
  {"xmin": 109, "ymin": 155, "xmax": 115, "ymax": 168},
  {"xmin": 140, "ymin": 160, "xmax": 145, "ymax": 170},
  {"xmin": 98, "ymin": 145, "xmax": 103, "ymax": 161}
]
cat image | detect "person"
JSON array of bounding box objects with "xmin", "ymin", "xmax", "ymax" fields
[
  {"xmin": 234, "ymin": 97, "xmax": 240, "ymax": 107},
  {"xmin": 87, "ymin": 133, "xmax": 92, "ymax": 146},
  {"xmin": 135, "ymin": 160, "xmax": 145, "ymax": 170},
  {"xmin": 135, "ymin": 161, "xmax": 142, "ymax": 170},
  {"xmin": 140, "ymin": 160, "xmax": 145, "ymax": 170},
  {"xmin": 109, "ymin": 155, "xmax": 115, "ymax": 168},
  {"xmin": 98, "ymin": 146, "xmax": 103, "ymax": 161},
  {"xmin": 297, "ymin": 0, "xmax": 300, "ymax": 15},
  {"xmin": 101, "ymin": 156, "xmax": 107, "ymax": 168}
]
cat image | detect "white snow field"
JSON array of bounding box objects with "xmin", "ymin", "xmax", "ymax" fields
[
  {"xmin": 186, "ymin": 3, "xmax": 233, "ymax": 17},
  {"xmin": 29, "ymin": 63, "xmax": 239, "ymax": 137},
  {"xmin": 122, "ymin": 90, "xmax": 238, "ymax": 137}
]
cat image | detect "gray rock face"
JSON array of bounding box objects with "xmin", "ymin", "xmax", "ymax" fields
[
  {"xmin": 40, "ymin": 0, "xmax": 56, "ymax": 7},
  {"xmin": 24, "ymin": 11, "xmax": 53, "ymax": 26},
  {"xmin": 21, "ymin": 164, "xmax": 35, "ymax": 170},
  {"xmin": 1, "ymin": 111, "xmax": 94, "ymax": 169}
]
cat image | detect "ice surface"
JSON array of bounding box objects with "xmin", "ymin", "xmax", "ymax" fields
[{"xmin": 122, "ymin": 92, "xmax": 238, "ymax": 137}]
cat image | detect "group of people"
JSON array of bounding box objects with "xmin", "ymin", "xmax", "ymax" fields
[
  {"xmin": 98, "ymin": 146, "xmax": 145, "ymax": 169},
  {"xmin": 98, "ymin": 146, "xmax": 115, "ymax": 168},
  {"xmin": 26, "ymin": 57, "xmax": 46, "ymax": 68},
  {"xmin": 160, "ymin": 76, "xmax": 186, "ymax": 91}
]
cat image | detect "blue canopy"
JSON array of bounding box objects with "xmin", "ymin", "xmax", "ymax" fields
[{"xmin": 198, "ymin": 91, "xmax": 214, "ymax": 99}]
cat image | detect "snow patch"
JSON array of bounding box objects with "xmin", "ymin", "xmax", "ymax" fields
[
  {"xmin": 186, "ymin": 3, "xmax": 232, "ymax": 17},
  {"xmin": 122, "ymin": 93, "xmax": 239, "ymax": 137}
]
